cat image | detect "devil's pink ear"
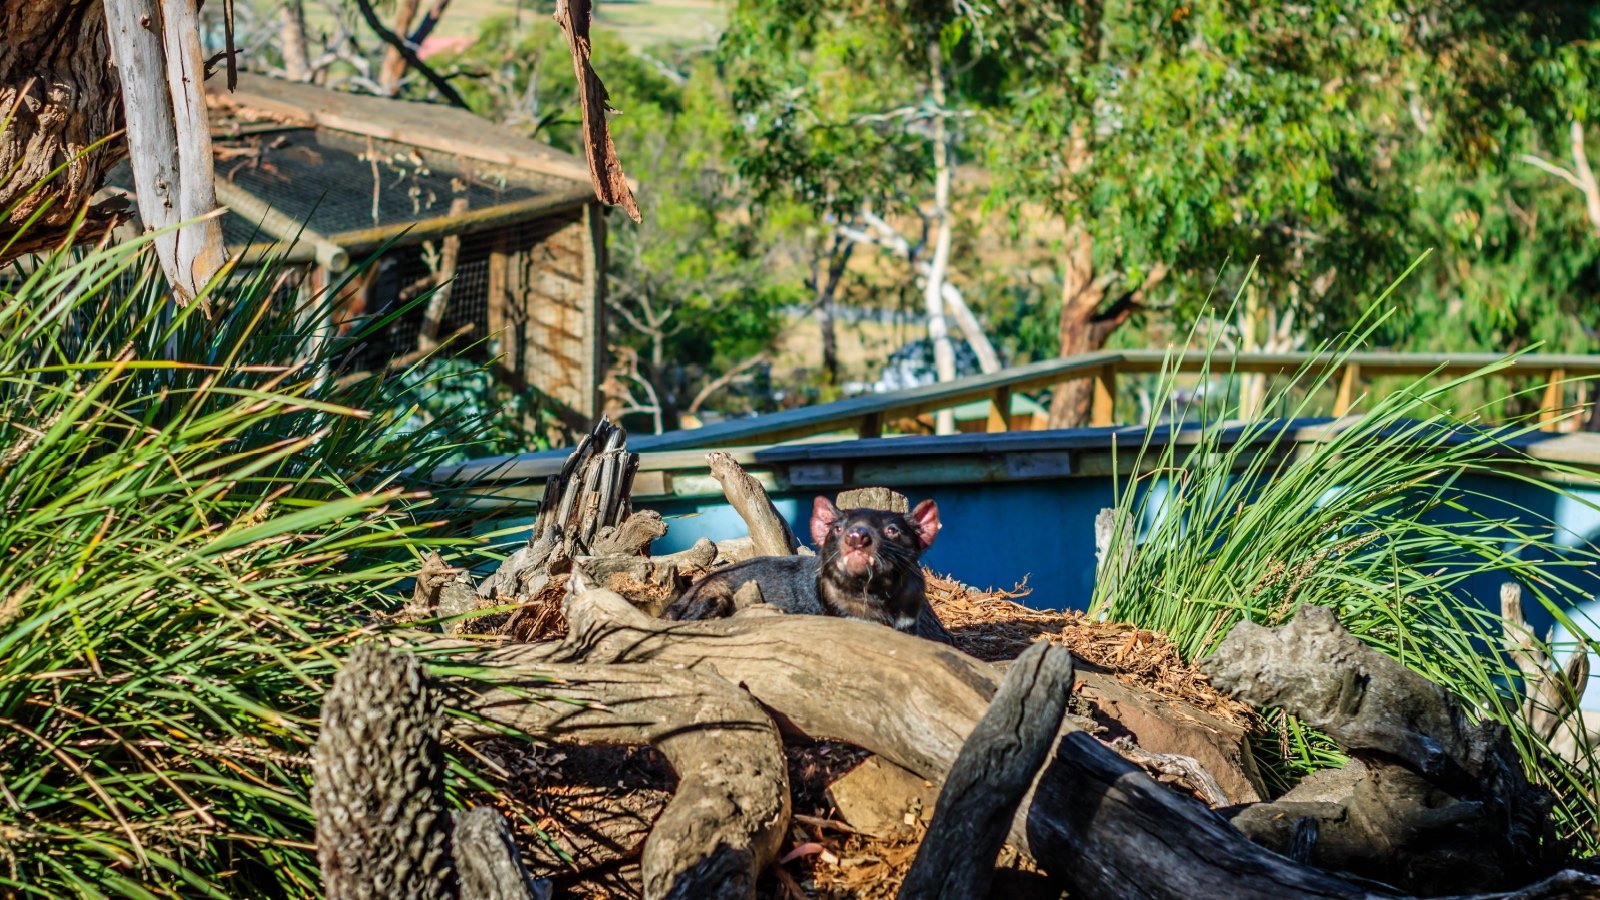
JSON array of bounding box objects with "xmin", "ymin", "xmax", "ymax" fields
[
  {"xmin": 810, "ymin": 496, "xmax": 841, "ymax": 548},
  {"xmin": 911, "ymin": 499, "xmax": 941, "ymax": 549}
]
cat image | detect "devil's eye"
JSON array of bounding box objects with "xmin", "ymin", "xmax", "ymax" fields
[
  {"xmin": 832, "ymin": 524, "xmax": 843, "ymax": 533},
  {"xmin": 884, "ymin": 525, "xmax": 900, "ymax": 538}
]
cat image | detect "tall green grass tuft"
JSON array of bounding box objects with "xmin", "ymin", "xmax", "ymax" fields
[
  {"xmin": 0, "ymin": 213, "xmax": 498, "ymax": 894},
  {"xmin": 1094, "ymin": 286, "xmax": 1600, "ymax": 849}
]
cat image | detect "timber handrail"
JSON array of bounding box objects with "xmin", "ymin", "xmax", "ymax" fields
[{"xmin": 434, "ymin": 349, "xmax": 1600, "ymax": 484}]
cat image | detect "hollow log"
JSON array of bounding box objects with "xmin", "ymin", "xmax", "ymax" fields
[
  {"xmin": 439, "ymin": 659, "xmax": 790, "ymax": 900},
  {"xmin": 900, "ymin": 640, "xmax": 1076, "ymax": 900}
]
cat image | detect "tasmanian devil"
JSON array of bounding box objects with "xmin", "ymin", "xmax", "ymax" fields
[{"xmin": 664, "ymin": 495, "xmax": 949, "ymax": 641}]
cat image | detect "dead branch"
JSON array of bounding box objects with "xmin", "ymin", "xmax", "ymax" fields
[
  {"xmin": 441, "ymin": 659, "xmax": 790, "ymax": 899},
  {"xmin": 706, "ymin": 451, "xmax": 799, "ymax": 556},
  {"xmin": 901, "ymin": 640, "xmax": 1076, "ymax": 900},
  {"xmin": 350, "ymin": 0, "xmax": 467, "ymax": 107}
]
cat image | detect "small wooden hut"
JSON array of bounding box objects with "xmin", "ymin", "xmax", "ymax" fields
[{"xmin": 106, "ymin": 73, "xmax": 608, "ymax": 425}]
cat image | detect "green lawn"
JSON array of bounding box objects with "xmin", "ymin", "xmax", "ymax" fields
[{"xmin": 426, "ymin": 0, "xmax": 725, "ymax": 49}]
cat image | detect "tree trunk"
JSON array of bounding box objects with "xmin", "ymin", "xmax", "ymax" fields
[
  {"xmin": 0, "ymin": 0, "xmax": 125, "ymax": 256},
  {"xmin": 103, "ymin": 0, "xmax": 228, "ymax": 306},
  {"xmin": 925, "ymin": 40, "xmax": 959, "ymax": 435},
  {"xmin": 812, "ymin": 232, "xmax": 851, "ymax": 386},
  {"xmin": 278, "ymin": 0, "xmax": 312, "ymax": 82},
  {"xmin": 1047, "ymin": 225, "xmax": 1110, "ymax": 428},
  {"xmin": 378, "ymin": 0, "xmax": 422, "ymax": 95}
]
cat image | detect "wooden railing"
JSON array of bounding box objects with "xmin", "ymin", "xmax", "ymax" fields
[
  {"xmin": 434, "ymin": 349, "xmax": 1600, "ymax": 484},
  {"xmin": 636, "ymin": 350, "xmax": 1600, "ymax": 451}
]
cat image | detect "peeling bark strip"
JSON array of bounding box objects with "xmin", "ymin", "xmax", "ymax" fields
[
  {"xmin": 552, "ymin": 0, "xmax": 642, "ymax": 223},
  {"xmin": 102, "ymin": 0, "xmax": 227, "ymax": 306}
]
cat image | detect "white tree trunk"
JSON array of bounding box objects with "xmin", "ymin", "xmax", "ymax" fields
[
  {"xmin": 103, "ymin": 0, "xmax": 227, "ymax": 307},
  {"xmin": 925, "ymin": 40, "xmax": 958, "ymax": 435}
]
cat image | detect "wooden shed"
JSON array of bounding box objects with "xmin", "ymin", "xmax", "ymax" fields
[{"xmin": 106, "ymin": 73, "xmax": 608, "ymax": 425}]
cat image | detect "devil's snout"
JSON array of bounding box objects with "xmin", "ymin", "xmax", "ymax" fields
[{"xmin": 844, "ymin": 527, "xmax": 871, "ymax": 548}]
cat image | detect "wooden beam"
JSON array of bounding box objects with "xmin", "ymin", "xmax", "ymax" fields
[
  {"xmin": 329, "ymin": 187, "xmax": 596, "ymax": 254},
  {"xmin": 986, "ymin": 386, "xmax": 1012, "ymax": 433},
  {"xmin": 1090, "ymin": 364, "xmax": 1116, "ymax": 428},
  {"xmin": 858, "ymin": 412, "xmax": 885, "ymax": 439},
  {"xmin": 1333, "ymin": 363, "xmax": 1360, "ymax": 417},
  {"xmin": 1540, "ymin": 369, "xmax": 1567, "ymax": 431}
]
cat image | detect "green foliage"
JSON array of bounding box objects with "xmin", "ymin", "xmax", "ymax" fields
[
  {"xmin": 720, "ymin": 0, "xmax": 944, "ymax": 217},
  {"xmin": 0, "ymin": 218, "xmax": 499, "ymax": 894},
  {"xmin": 1095, "ymin": 284, "xmax": 1600, "ymax": 846}
]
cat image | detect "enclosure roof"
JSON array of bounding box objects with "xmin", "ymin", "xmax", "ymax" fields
[{"xmin": 104, "ymin": 73, "xmax": 599, "ymax": 267}]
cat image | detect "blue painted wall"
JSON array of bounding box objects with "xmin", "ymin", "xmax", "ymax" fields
[{"xmin": 642, "ymin": 473, "xmax": 1600, "ymax": 706}]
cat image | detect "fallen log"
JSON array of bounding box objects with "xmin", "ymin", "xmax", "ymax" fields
[
  {"xmin": 438, "ymin": 659, "xmax": 790, "ymax": 899},
  {"xmin": 1026, "ymin": 729, "xmax": 1374, "ymax": 899},
  {"xmin": 417, "ymin": 587, "xmax": 1361, "ymax": 896},
  {"xmin": 1204, "ymin": 606, "xmax": 1565, "ymax": 893},
  {"xmin": 900, "ymin": 640, "xmax": 1076, "ymax": 900}
]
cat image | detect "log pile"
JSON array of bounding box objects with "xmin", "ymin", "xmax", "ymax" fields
[{"xmin": 315, "ymin": 421, "xmax": 1600, "ymax": 899}]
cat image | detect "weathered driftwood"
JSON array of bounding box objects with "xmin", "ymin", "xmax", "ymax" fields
[
  {"xmin": 590, "ymin": 508, "xmax": 668, "ymax": 557},
  {"xmin": 1501, "ymin": 582, "xmax": 1598, "ymax": 764},
  {"xmin": 1205, "ymin": 606, "xmax": 1565, "ymax": 893},
  {"xmin": 706, "ymin": 450, "xmax": 799, "ymax": 556},
  {"xmin": 477, "ymin": 418, "xmax": 637, "ymax": 604},
  {"xmin": 422, "ymin": 588, "xmax": 1218, "ymax": 865},
  {"xmin": 314, "ymin": 645, "xmax": 453, "ymax": 900},
  {"xmin": 440, "ymin": 659, "xmax": 789, "ymax": 900},
  {"xmin": 451, "ymin": 807, "xmax": 550, "ymax": 900},
  {"xmin": 401, "ymin": 551, "xmax": 476, "ymax": 622},
  {"xmin": 900, "ymin": 640, "xmax": 1076, "ymax": 900},
  {"xmin": 1027, "ymin": 729, "xmax": 1375, "ymax": 899},
  {"xmin": 837, "ymin": 486, "xmax": 909, "ymax": 513}
]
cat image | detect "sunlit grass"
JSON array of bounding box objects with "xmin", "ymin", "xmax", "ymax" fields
[{"xmin": 1093, "ymin": 268, "xmax": 1600, "ymax": 849}]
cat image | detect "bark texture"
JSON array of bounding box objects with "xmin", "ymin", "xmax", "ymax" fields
[
  {"xmin": 0, "ymin": 0, "xmax": 126, "ymax": 257},
  {"xmin": 314, "ymin": 645, "xmax": 453, "ymax": 900}
]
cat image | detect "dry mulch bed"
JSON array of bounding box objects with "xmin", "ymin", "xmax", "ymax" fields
[{"xmin": 472, "ymin": 569, "xmax": 1245, "ymax": 898}]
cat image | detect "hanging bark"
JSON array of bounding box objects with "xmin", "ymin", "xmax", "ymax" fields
[
  {"xmin": 0, "ymin": 0, "xmax": 127, "ymax": 259},
  {"xmin": 552, "ymin": 0, "xmax": 641, "ymax": 222}
]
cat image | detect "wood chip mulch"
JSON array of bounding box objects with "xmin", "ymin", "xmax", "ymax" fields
[{"xmin": 927, "ymin": 571, "xmax": 1255, "ymax": 729}]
